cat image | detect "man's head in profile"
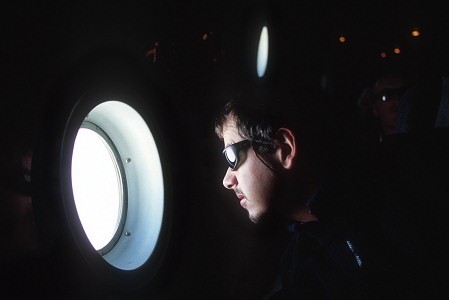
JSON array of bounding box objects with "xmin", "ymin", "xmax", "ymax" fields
[{"xmin": 214, "ymin": 84, "xmax": 339, "ymax": 226}]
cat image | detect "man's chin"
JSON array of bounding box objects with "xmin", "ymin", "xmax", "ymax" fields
[
  {"xmin": 249, "ymin": 214, "xmax": 260, "ymax": 224},
  {"xmin": 249, "ymin": 211, "xmax": 284, "ymax": 234},
  {"xmin": 248, "ymin": 209, "xmax": 266, "ymax": 224}
]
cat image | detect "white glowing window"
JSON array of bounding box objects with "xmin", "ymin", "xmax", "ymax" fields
[
  {"xmin": 68, "ymin": 101, "xmax": 164, "ymax": 271},
  {"xmin": 257, "ymin": 26, "xmax": 269, "ymax": 78},
  {"xmin": 71, "ymin": 126, "xmax": 125, "ymax": 251}
]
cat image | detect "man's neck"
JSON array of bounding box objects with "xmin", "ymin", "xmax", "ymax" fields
[{"xmin": 289, "ymin": 182, "xmax": 320, "ymax": 223}]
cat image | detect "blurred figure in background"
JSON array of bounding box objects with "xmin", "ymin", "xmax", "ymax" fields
[{"xmin": 357, "ymin": 72, "xmax": 409, "ymax": 145}]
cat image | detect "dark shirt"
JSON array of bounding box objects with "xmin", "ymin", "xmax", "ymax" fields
[
  {"xmin": 280, "ymin": 221, "xmax": 369, "ymax": 300},
  {"xmin": 277, "ymin": 129, "xmax": 449, "ymax": 300}
]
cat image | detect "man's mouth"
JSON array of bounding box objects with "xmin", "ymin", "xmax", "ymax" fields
[{"xmin": 236, "ymin": 194, "xmax": 246, "ymax": 207}]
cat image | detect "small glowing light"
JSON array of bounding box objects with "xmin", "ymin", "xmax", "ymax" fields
[
  {"xmin": 394, "ymin": 48, "xmax": 401, "ymax": 54},
  {"xmin": 202, "ymin": 33, "xmax": 208, "ymax": 40},
  {"xmin": 339, "ymin": 36, "xmax": 346, "ymax": 43},
  {"xmin": 72, "ymin": 128, "xmax": 123, "ymax": 250},
  {"xmin": 257, "ymin": 26, "xmax": 269, "ymax": 78},
  {"xmin": 380, "ymin": 52, "xmax": 387, "ymax": 58},
  {"xmin": 412, "ymin": 30, "xmax": 420, "ymax": 37}
]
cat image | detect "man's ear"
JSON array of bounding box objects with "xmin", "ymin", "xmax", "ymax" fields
[{"xmin": 274, "ymin": 128, "xmax": 297, "ymax": 170}]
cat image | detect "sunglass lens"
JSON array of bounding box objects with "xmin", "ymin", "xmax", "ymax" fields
[{"xmin": 224, "ymin": 148, "xmax": 237, "ymax": 167}]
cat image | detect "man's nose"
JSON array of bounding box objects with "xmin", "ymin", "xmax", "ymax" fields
[{"xmin": 223, "ymin": 168, "xmax": 237, "ymax": 190}]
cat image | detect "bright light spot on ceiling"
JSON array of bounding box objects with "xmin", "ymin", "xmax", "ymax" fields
[{"xmin": 257, "ymin": 26, "xmax": 269, "ymax": 78}]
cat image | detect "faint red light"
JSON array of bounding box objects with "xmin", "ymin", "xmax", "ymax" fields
[{"xmin": 146, "ymin": 48, "xmax": 157, "ymax": 63}]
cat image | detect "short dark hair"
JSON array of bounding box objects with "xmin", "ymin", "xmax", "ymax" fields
[
  {"xmin": 215, "ymin": 100, "xmax": 280, "ymax": 155},
  {"xmin": 215, "ymin": 83, "xmax": 340, "ymax": 169}
]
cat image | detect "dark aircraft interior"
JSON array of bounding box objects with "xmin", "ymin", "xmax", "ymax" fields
[{"xmin": 1, "ymin": 1, "xmax": 449, "ymax": 299}]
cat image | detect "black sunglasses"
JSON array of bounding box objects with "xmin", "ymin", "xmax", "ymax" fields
[
  {"xmin": 373, "ymin": 86, "xmax": 409, "ymax": 103},
  {"xmin": 222, "ymin": 140, "xmax": 252, "ymax": 170}
]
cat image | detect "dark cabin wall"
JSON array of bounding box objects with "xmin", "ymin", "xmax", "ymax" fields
[{"xmin": 1, "ymin": 1, "xmax": 449, "ymax": 299}]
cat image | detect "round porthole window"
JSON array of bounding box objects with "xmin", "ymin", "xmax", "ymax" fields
[
  {"xmin": 69, "ymin": 100, "xmax": 165, "ymax": 271},
  {"xmin": 31, "ymin": 54, "xmax": 185, "ymax": 295}
]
